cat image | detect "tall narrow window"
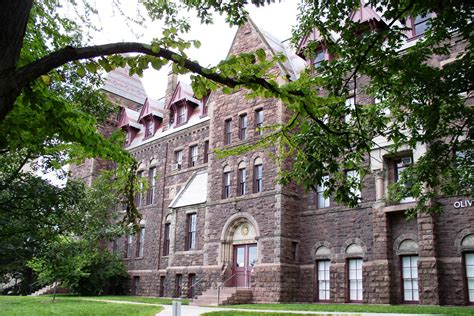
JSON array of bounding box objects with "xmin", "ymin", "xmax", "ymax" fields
[
  {"xmin": 147, "ymin": 167, "xmax": 156, "ymax": 205},
  {"xmin": 175, "ymin": 274, "xmax": 182, "ymax": 298},
  {"xmin": 132, "ymin": 276, "xmax": 140, "ymax": 295},
  {"xmin": 255, "ymin": 109, "xmax": 263, "ymax": 136},
  {"xmin": 346, "ymin": 170, "xmax": 361, "ymax": 201},
  {"xmin": 317, "ymin": 260, "xmax": 331, "ymax": 301},
  {"xmin": 125, "ymin": 234, "xmax": 133, "ymax": 258},
  {"xmin": 238, "ymin": 162, "xmax": 247, "ymax": 196},
  {"xmin": 177, "ymin": 105, "xmax": 186, "ymax": 124},
  {"xmin": 189, "ymin": 145, "xmax": 198, "ymax": 167},
  {"xmin": 401, "ymin": 256, "xmax": 419, "ymax": 302},
  {"xmin": 395, "ymin": 156, "xmax": 414, "ymax": 203},
  {"xmin": 345, "ymin": 97, "xmax": 355, "ymax": 123},
  {"xmin": 174, "ymin": 150, "xmax": 183, "ymax": 170},
  {"xmin": 316, "ymin": 175, "xmax": 330, "ymax": 208},
  {"xmin": 223, "ymin": 166, "xmax": 232, "ymax": 199},
  {"xmin": 186, "ymin": 213, "xmax": 197, "ymax": 250},
  {"xmin": 145, "ymin": 119, "xmax": 154, "ymax": 138},
  {"xmin": 159, "ymin": 276, "xmax": 166, "ymax": 297},
  {"xmin": 224, "ymin": 119, "xmax": 232, "ymax": 145},
  {"xmin": 348, "ymin": 258, "xmax": 363, "ymax": 302},
  {"xmin": 253, "ymin": 158, "xmax": 263, "ymax": 193},
  {"xmin": 163, "ymin": 223, "xmax": 170, "ymax": 256},
  {"xmin": 188, "ymin": 274, "xmax": 196, "ymax": 298},
  {"xmin": 239, "ymin": 114, "xmax": 248, "ymax": 140},
  {"xmin": 136, "ymin": 227, "xmax": 145, "ymax": 257},
  {"xmin": 313, "ymin": 48, "xmax": 326, "ymax": 68},
  {"xmin": 465, "ymin": 253, "xmax": 474, "ymax": 303},
  {"xmin": 136, "ymin": 171, "xmax": 144, "ymax": 207},
  {"xmin": 203, "ymin": 140, "xmax": 209, "ymax": 163}
]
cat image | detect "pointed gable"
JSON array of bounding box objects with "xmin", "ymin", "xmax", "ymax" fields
[
  {"xmin": 349, "ymin": 1, "xmax": 383, "ymax": 24},
  {"xmin": 167, "ymin": 82, "xmax": 201, "ymax": 109},
  {"xmin": 138, "ymin": 98, "xmax": 163, "ymax": 123},
  {"xmin": 118, "ymin": 107, "xmax": 141, "ymax": 130}
]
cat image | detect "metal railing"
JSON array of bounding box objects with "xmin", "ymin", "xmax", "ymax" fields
[
  {"xmin": 188, "ymin": 275, "xmax": 206, "ymax": 299},
  {"xmin": 217, "ymin": 270, "xmax": 252, "ymax": 305}
]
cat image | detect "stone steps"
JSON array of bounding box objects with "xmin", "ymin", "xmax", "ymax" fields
[{"xmin": 191, "ymin": 287, "xmax": 252, "ymax": 306}]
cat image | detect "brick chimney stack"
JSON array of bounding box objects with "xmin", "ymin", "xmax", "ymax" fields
[{"xmin": 162, "ymin": 71, "xmax": 178, "ymax": 131}]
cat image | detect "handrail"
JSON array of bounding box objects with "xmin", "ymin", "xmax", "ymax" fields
[
  {"xmin": 217, "ymin": 272, "xmax": 238, "ymax": 306},
  {"xmin": 188, "ymin": 275, "xmax": 206, "ymax": 298}
]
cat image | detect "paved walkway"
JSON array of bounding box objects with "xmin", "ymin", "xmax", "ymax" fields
[
  {"xmin": 80, "ymin": 299, "xmax": 438, "ymax": 316},
  {"xmin": 156, "ymin": 304, "xmax": 435, "ymax": 316}
]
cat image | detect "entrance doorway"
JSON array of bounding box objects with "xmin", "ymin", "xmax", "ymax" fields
[{"xmin": 232, "ymin": 244, "xmax": 257, "ymax": 287}]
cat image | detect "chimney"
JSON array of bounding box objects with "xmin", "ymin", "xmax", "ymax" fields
[{"xmin": 162, "ymin": 71, "xmax": 178, "ymax": 131}]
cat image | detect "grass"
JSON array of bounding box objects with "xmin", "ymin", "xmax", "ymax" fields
[
  {"xmin": 213, "ymin": 303, "xmax": 474, "ymax": 315},
  {"xmin": 0, "ymin": 295, "xmax": 164, "ymax": 316},
  {"xmin": 62, "ymin": 294, "xmax": 188, "ymax": 305}
]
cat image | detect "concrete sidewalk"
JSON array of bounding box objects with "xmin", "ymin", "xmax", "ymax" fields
[{"xmin": 155, "ymin": 304, "xmax": 437, "ymax": 316}]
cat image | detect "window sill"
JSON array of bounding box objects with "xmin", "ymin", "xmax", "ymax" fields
[
  {"xmin": 135, "ymin": 256, "xmax": 144, "ymax": 260},
  {"xmin": 383, "ymin": 201, "xmax": 417, "ymax": 213}
]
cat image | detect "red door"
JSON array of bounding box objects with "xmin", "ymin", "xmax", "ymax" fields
[{"xmin": 233, "ymin": 244, "xmax": 257, "ymax": 287}]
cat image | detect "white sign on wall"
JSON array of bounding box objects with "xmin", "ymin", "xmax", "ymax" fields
[{"xmin": 453, "ymin": 199, "xmax": 473, "ymax": 209}]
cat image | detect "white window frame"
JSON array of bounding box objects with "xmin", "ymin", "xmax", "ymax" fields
[
  {"xmin": 317, "ymin": 260, "xmax": 331, "ymax": 301},
  {"xmin": 401, "ymin": 255, "xmax": 419, "ymax": 302},
  {"xmin": 316, "ymin": 175, "xmax": 330, "ymax": 208},
  {"xmin": 348, "ymin": 258, "xmax": 363, "ymax": 302}
]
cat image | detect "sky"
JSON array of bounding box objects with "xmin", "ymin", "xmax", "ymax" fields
[{"xmin": 90, "ymin": 0, "xmax": 299, "ymax": 100}]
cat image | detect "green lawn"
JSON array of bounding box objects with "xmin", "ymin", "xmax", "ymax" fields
[
  {"xmin": 0, "ymin": 296, "xmax": 164, "ymax": 316},
  {"xmin": 43, "ymin": 293, "xmax": 188, "ymax": 305},
  {"xmin": 213, "ymin": 303, "xmax": 474, "ymax": 315}
]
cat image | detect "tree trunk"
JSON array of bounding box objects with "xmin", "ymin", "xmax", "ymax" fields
[{"xmin": 0, "ymin": 0, "xmax": 33, "ymax": 123}]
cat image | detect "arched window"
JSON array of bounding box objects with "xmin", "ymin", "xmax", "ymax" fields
[
  {"xmin": 238, "ymin": 161, "xmax": 247, "ymax": 195},
  {"xmin": 253, "ymin": 157, "xmax": 263, "ymax": 193},
  {"xmin": 346, "ymin": 243, "xmax": 363, "ymax": 302},
  {"xmin": 398, "ymin": 239, "xmax": 419, "ymax": 303},
  {"xmin": 222, "ymin": 165, "xmax": 232, "ymax": 198},
  {"xmin": 315, "ymin": 246, "xmax": 331, "ymax": 302},
  {"xmin": 462, "ymin": 234, "xmax": 474, "ymax": 303}
]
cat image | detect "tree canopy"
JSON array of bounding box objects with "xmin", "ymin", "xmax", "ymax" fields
[{"xmin": 0, "ymin": 0, "xmax": 472, "ymax": 220}]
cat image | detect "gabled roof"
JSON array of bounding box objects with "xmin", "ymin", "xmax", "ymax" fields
[
  {"xmin": 167, "ymin": 82, "xmax": 201, "ymax": 109},
  {"xmin": 169, "ymin": 171, "xmax": 208, "ymax": 208},
  {"xmin": 103, "ymin": 66, "xmax": 148, "ymax": 104},
  {"xmin": 138, "ymin": 98, "xmax": 164, "ymax": 123},
  {"xmin": 118, "ymin": 107, "xmax": 141, "ymax": 130},
  {"xmin": 248, "ymin": 19, "xmax": 306, "ymax": 81},
  {"xmin": 349, "ymin": 0, "xmax": 383, "ymax": 23}
]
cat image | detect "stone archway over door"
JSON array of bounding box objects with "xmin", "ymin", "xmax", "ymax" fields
[{"xmin": 220, "ymin": 214, "xmax": 259, "ymax": 287}]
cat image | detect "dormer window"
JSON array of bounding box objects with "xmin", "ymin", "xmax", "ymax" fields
[
  {"xmin": 410, "ymin": 15, "xmax": 430, "ymax": 37},
  {"xmin": 125, "ymin": 129, "xmax": 131, "ymax": 146},
  {"xmin": 177, "ymin": 104, "xmax": 186, "ymax": 125},
  {"xmin": 313, "ymin": 48, "xmax": 326, "ymax": 68},
  {"xmin": 145, "ymin": 119, "xmax": 154, "ymax": 138}
]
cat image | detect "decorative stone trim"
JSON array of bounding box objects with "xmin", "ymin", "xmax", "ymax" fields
[
  {"xmin": 393, "ymin": 233, "xmax": 418, "ymax": 256},
  {"xmin": 311, "ymin": 241, "xmax": 334, "ymax": 261},
  {"xmin": 341, "ymin": 238, "xmax": 367, "ymax": 259},
  {"xmin": 455, "ymin": 229, "xmax": 474, "ymax": 254}
]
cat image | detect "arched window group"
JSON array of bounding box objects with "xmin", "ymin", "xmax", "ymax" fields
[{"xmin": 222, "ymin": 157, "xmax": 263, "ymax": 199}]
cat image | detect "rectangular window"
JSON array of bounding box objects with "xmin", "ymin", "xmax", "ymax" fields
[
  {"xmin": 136, "ymin": 171, "xmax": 144, "ymax": 207},
  {"xmin": 346, "ymin": 170, "xmax": 361, "ymax": 201},
  {"xmin": 177, "ymin": 105, "xmax": 186, "ymax": 125},
  {"xmin": 224, "ymin": 119, "xmax": 232, "ymax": 145},
  {"xmin": 291, "ymin": 241, "xmax": 298, "ymax": 262},
  {"xmin": 163, "ymin": 223, "xmax": 170, "ymax": 256},
  {"xmin": 466, "ymin": 253, "xmax": 474, "ymax": 303},
  {"xmin": 412, "ymin": 15, "xmax": 430, "ymax": 36},
  {"xmin": 175, "ymin": 274, "xmax": 182, "ymax": 297},
  {"xmin": 125, "ymin": 130, "xmax": 131, "ymax": 146},
  {"xmin": 203, "ymin": 140, "xmax": 209, "ymax": 163},
  {"xmin": 395, "ymin": 156, "xmax": 414, "ymax": 203},
  {"xmin": 317, "ymin": 260, "xmax": 331, "ymax": 301},
  {"xmin": 132, "ymin": 276, "xmax": 140, "ymax": 295},
  {"xmin": 402, "ymin": 255, "xmax": 419, "ymax": 302},
  {"xmin": 313, "ymin": 48, "xmax": 326, "ymax": 68},
  {"xmin": 145, "ymin": 119, "xmax": 154, "ymax": 138},
  {"xmin": 186, "ymin": 213, "xmax": 197, "ymax": 250},
  {"xmin": 159, "ymin": 276, "xmax": 166, "ymax": 297},
  {"xmin": 255, "ymin": 109, "xmax": 263, "ymax": 135},
  {"xmin": 136, "ymin": 227, "xmax": 145, "ymax": 257},
  {"xmin": 316, "ymin": 175, "xmax": 330, "ymax": 208},
  {"xmin": 174, "ymin": 150, "xmax": 183, "ymax": 170},
  {"xmin": 345, "ymin": 97, "xmax": 355, "ymax": 123},
  {"xmin": 254, "ymin": 164, "xmax": 263, "ymax": 193},
  {"xmin": 238, "ymin": 168, "xmax": 247, "ymax": 195},
  {"xmin": 188, "ymin": 273, "xmax": 196, "ymax": 298},
  {"xmin": 147, "ymin": 167, "xmax": 156, "ymax": 205},
  {"xmin": 112, "ymin": 239, "xmax": 118, "ymax": 254},
  {"xmin": 189, "ymin": 145, "xmax": 198, "ymax": 167},
  {"xmin": 125, "ymin": 234, "xmax": 133, "ymax": 258},
  {"xmin": 348, "ymin": 258, "xmax": 363, "ymax": 302},
  {"xmin": 239, "ymin": 114, "xmax": 248, "ymax": 140},
  {"xmin": 223, "ymin": 172, "xmax": 232, "ymax": 198}
]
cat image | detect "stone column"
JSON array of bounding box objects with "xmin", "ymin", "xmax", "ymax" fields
[
  {"xmin": 417, "ymin": 213, "xmax": 440, "ymax": 305},
  {"xmin": 368, "ymin": 170, "xmax": 391, "ymax": 304}
]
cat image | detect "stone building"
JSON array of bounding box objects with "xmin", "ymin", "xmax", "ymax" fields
[{"xmin": 93, "ymin": 13, "xmax": 472, "ymax": 306}]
